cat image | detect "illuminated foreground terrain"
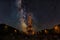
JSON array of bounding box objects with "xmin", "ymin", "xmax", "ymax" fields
[{"xmin": 0, "ymin": 24, "xmax": 60, "ymax": 40}]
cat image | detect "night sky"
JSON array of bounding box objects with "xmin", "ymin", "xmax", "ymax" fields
[{"xmin": 0, "ymin": 0, "xmax": 60, "ymax": 30}]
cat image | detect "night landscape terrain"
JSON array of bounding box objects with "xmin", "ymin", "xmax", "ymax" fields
[
  {"xmin": 0, "ymin": 24, "xmax": 60, "ymax": 40},
  {"xmin": 0, "ymin": 0, "xmax": 60, "ymax": 40}
]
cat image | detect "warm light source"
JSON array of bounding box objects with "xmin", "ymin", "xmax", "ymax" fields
[
  {"xmin": 14, "ymin": 30, "xmax": 17, "ymax": 32},
  {"xmin": 32, "ymin": 31, "xmax": 35, "ymax": 35},
  {"xmin": 54, "ymin": 25, "xmax": 60, "ymax": 33},
  {"xmin": 54, "ymin": 25, "xmax": 59, "ymax": 30},
  {"xmin": 44, "ymin": 29, "xmax": 48, "ymax": 34}
]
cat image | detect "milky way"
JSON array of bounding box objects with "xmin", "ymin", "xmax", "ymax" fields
[{"xmin": 0, "ymin": 0, "xmax": 60, "ymax": 31}]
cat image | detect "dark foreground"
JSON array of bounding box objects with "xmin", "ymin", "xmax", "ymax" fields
[{"xmin": 0, "ymin": 24, "xmax": 60, "ymax": 40}]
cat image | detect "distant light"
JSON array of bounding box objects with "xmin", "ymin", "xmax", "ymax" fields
[
  {"xmin": 54, "ymin": 26, "xmax": 59, "ymax": 30},
  {"xmin": 45, "ymin": 30, "xmax": 48, "ymax": 34},
  {"xmin": 32, "ymin": 31, "xmax": 35, "ymax": 35},
  {"xmin": 54, "ymin": 25, "xmax": 60, "ymax": 33},
  {"xmin": 14, "ymin": 30, "xmax": 17, "ymax": 32}
]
